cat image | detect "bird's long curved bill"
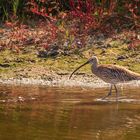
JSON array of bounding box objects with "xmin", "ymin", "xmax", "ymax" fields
[{"xmin": 69, "ymin": 60, "xmax": 89, "ymax": 79}]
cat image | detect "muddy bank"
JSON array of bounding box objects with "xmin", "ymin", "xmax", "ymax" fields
[
  {"xmin": 0, "ymin": 31, "xmax": 139, "ymax": 88},
  {"xmin": 0, "ymin": 72, "xmax": 140, "ymax": 89},
  {"xmin": 0, "ymin": 72, "xmax": 105, "ymax": 87}
]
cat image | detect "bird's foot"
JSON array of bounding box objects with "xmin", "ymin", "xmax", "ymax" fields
[
  {"xmin": 102, "ymin": 93, "xmax": 111, "ymax": 100},
  {"xmin": 116, "ymin": 92, "xmax": 119, "ymax": 102}
]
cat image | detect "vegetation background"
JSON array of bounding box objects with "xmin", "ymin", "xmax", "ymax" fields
[{"xmin": 0, "ymin": 0, "xmax": 139, "ymax": 80}]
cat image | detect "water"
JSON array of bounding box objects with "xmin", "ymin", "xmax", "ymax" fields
[{"xmin": 0, "ymin": 84, "xmax": 140, "ymax": 140}]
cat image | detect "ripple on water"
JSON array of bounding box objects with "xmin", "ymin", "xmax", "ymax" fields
[{"xmin": 95, "ymin": 98, "xmax": 140, "ymax": 103}]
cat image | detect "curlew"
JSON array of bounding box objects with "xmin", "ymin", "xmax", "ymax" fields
[{"xmin": 69, "ymin": 56, "xmax": 140, "ymax": 99}]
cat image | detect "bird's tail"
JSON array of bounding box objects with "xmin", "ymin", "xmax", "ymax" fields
[
  {"xmin": 132, "ymin": 72, "xmax": 140, "ymax": 80},
  {"xmin": 136, "ymin": 74, "xmax": 140, "ymax": 80}
]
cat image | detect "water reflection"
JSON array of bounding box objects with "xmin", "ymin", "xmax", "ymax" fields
[{"xmin": 0, "ymin": 84, "xmax": 139, "ymax": 140}]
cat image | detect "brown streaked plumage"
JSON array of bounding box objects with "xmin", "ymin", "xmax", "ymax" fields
[{"xmin": 69, "ymin": 56, "xmax": 140, "ymax": 100}]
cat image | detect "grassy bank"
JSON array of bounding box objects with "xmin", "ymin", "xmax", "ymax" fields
[{"xmin": 0, "ymin": 39, "xmax": 139, "ymax": 80}]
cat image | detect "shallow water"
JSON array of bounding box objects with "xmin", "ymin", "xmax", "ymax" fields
[{"xmin": 0, "ymin": 84, "xmax": 140, "ymax": 140}]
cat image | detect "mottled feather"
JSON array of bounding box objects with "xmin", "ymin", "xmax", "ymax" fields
[{"xmin": 92, "ymin": 64, "xmax": 140, "ymax": 84}]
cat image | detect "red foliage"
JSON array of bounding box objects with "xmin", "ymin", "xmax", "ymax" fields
[
  {"xmin": 29, "ymin": 0, "xmax": 56, "ymax": 22},
  {"xmin": 1, "ymin": 0, "xmax": 140, "ymax": 52},
  {"xmin": 68, "ymin": 0, "xmax": 118, "ymax": 35},
  {"xmin": 125, "ymin": 0, "xmax": 140, "ymax": 28}
]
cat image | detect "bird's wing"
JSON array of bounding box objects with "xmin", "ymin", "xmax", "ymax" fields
[{"xmin": 97, "ymin": 65, "xmax": 140, "ymax": 82}]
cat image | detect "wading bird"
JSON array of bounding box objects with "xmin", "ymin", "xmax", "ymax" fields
[{"xmin": 69, "ymin": 56, "xmax": 140, "ymax": 100}]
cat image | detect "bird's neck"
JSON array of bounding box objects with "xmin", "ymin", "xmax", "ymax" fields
[{"xmin": 92, "ymin": 62, "xmax": 98, "ymax": 71}]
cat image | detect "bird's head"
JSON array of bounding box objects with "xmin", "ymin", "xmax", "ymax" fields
[
  {"xmin": 87, "ymin": 56, "xmax": 99, "ymax": 65},
  {"xmin": 69, "ymin": 56, "xmax": 98, "ymax": 79}
]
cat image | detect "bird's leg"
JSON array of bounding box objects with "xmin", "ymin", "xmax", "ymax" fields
[
  {"xmin": 102, "ymin": 85, "xmax": 113, "ymax": 100},
  {"xmin": 114, "ymin": 84, "xmax": 119, "ymax": 101}
]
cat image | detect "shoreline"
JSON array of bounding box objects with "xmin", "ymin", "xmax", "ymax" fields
[
  {"xmin": 0, "ymin": 74, "xmax": 107, "ymax": 87},
  {"xmin": 0, "ymin": 75, "xmax": 140, "ymax": 89}
]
